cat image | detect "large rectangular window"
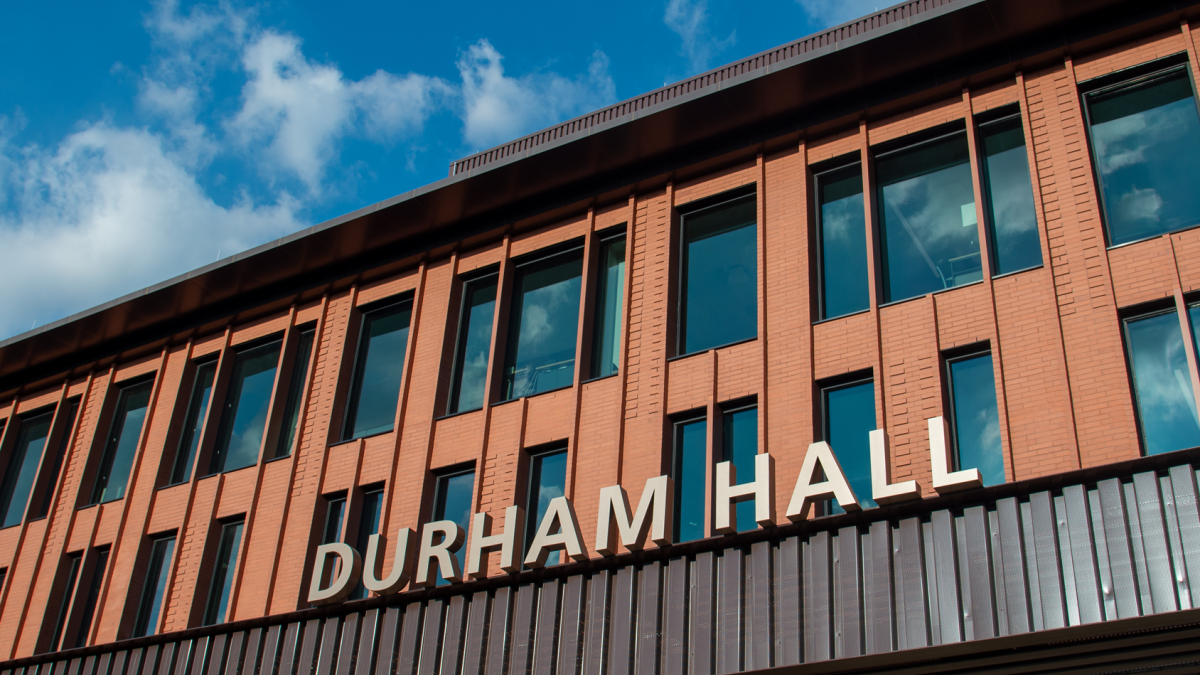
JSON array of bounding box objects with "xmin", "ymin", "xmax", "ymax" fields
[
  {"xmin": 274, "ymin": 327, "xmax": 316, "ymax": 460},
  {"xmin": 432, "ymin": 469, "xmax": 474, "ymax": 585},
  {"xmin": 350, "ymin": 487, "xmax": 384, "ymax": 600},
  {"xmin": 945, "ymin": 351, "xmax": 1005, "ymax": 486},
  {"xmin": 65, "ymin": 547, "xmax": 108, "ymax": 649},
  {"xmin": 202, "ymin": 519, "xmax": 243, "ymax": 626},
  {"xmin": 31, "ymin": 398, "xmax": 79, "ymax": 520},
  {"xmin": 876, "ymin": 129, "xmax": 982, "ymax": 303},
  {"xmin": 591, "ymin": 233, "xmax": 626, "ymax": 378},
  {"xmin": 210, "ymin": 340, "xmax": 281, "ymax": 475},
  {"xmin": 722, "ymin": 405, "xmax": 758, "ymax": 532},
  {"xmin": 90, "ymin": 380, "xmax": 154, "ymax": 505},
  {"xmin": 1084, "ymin": 64, "xmax": 1200, "ymax": 246},
  {"xmin": 1125, "ymin": 309, "xmax": 1200, "ymax": 455},
  {"xmin": 525, "ymin": 448, "xmax": 567, "ymax": 566},
  {"xmin": 978, "ymin": 112, "xmax": 1042, "ymax": 275},
  {"xmin": 821, "ymin": 378, "xmax": 877, "ymax": 513},
  {"xmin": 132, "ymin": 535, "xmax": 175, "ymax": 638},
  {"xmin": 448, "ymin": 274, "xmax": 498, "ymax": 414},
  {"xmin": 816, "ymin": 163, "xmax": 870, "ymax": 319},
  {"xmin": 672, "ymin": 416, "xmax": 707, "ymax": 543},
  {"xmin": 502, "ymin": 248, "xmax": 584, "ymax": 400},
  {"xmin": 170, "ymin": 360, "xmax": 216, "ymax": 485},
  {"xmin": 344, "ymin": 300, "xmax": 412, "ymax": 440},
  {"xmin": 680, "ymin": 195, "xmax": 757, "ymax": 354},
  {"xmin": 0, "ymin": 410, "xmax": 54, "ymax": 528}
]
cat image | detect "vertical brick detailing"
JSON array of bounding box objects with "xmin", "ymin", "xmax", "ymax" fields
[{"xmin": 880, "ymin": 298, "xmax": 942, "ymax": 489}]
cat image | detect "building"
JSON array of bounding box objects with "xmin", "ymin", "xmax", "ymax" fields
[{"xmin": 3, "ymin": 0, "xmax": 1200, "ymax": 671}]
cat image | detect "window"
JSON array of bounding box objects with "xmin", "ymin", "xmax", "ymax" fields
[
  {"xmin": 31, "ymin": 398, "xmax": 79, "ymax": 520},
  {"xmin": 672, "ymin": 416, "xmax": 707, "ymax": 542},
  {"xmin": 448, "ymin": 274, "xmax": 498, "ymax": 414},
  {"xmin": 274, "ymin": 327, "xmax": 316, "ymax": 459},
  {"xmin": 210, "ymin": 340, "xmax": 282, "ymax": 475},
  {"xmin": 591, "ymin": 232, "xmax": 626, "ymax": 378},
  {"xmin": 322, "ymin": 494, "xmax": 347, "ymax": 546},
  {"xmin": 502, "ymin": 248, "xmax": 584, "ymax": 400},
  {"xmin": 525, "ymin": 448, "xmax": 567, "ymax": 565},
  {"xmin": 816, "ymin": 163, "xmax": 870, "ymax": 319},
  {"xmin": 680, "ymin": 195, "xmax": 757, "ymax": 355},
  {"xmin": 132, "ymin": 535, "xmax": 175, "ymax": 638},
  {"xmin": 350, "ymin": 488, "xmax": 384, "ymax": 599},
  {"xmin": 47, "ymin": 553, "xmax": 81, "ymax": 652},
  {"xmin": 721, "ymin": 405, "xmax": 758, "ymax": 532},
  {"xmin": 344, "ymin": 300, "xmax": 413, "ymax": 440},
  {"xmin": 945, "ymin": 350, "xmax": 1005, "ymax": 486},
  {"xmin": 1084, "ymin": 64, "xmax": 1200, "ymax": 246},
  {"xmin": 202, "ymin": 519, "xmax": 243, "ymax": 626},
  {"xmin": 170, "ymin": 360, "xmax": 216, "ymax": 485},
  {"xmin": 821, "ymin": 378, "xmax": 877, "ymax": 513},
  {"xmin": 978, "ymin": 111, "xmax": 1042, "ymax": 274},
  {"xmin": 876, "ymin": 128, "xmax": 982, "ymax": 303},
  {"xmin": 64, "ymin": 548, "xmax": 108, "ymax": 649},
  {"xmin": 1125, "ymin": 309, "xmax": 1200, "ymax": 455},
  {"xmin": 432, "ymin": 469, "xmax": 474, "ymax": 585},
  {"xmin": 90, "ymin": 380, "xmax": 154, "ymax": 505},
  {"xmin": 0, "ymin": 410, "xmax": 54, "ymax": 528}
]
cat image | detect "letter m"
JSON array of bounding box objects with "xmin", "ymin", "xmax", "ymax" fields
[{"xmin": 595, "ymin": 475, "xmax": 674, "ymax": 556}]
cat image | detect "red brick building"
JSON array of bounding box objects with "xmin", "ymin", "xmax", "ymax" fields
[{"xmin": 3, "ymin": 0, "xmax": 1200, "ymax": 672}]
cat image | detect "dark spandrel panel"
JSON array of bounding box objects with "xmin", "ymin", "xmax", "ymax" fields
[
  {"xmin": 777, "ymin": 537, "xmax": 802, "ymax": 666},
  {"xmin": 636, "ymin": 563, "xmax": 662, "ymax": 675}
]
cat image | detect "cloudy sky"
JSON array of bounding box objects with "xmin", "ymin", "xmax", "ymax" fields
[{"xmin": 0, "ymin": 0, "xmax": 877, "ymax": 340}]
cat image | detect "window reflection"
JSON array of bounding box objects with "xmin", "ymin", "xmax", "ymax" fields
[
  {"xmin": 345, "ymin": 300, "xmax": 412, "ymax": 439},
  {"xmin": 211, "ymin": 340, "xmax": 282, "ymax": 474},
  {"xmin": 350, "ymin": 488, "xmax": 384, "ymax": 599},
  {"xmin": 449, "ymin": 274, "xmax": 498, "ymax": 414},
  {"xmin": 821, "ymin": 379, "xmax": 876, "ymax": 513},
  {"xmin": 591, "ymin": 234, "xmax": 626, "ymax": 378},
  {"xmin": 681, "ymin": 196, "xmax": 757, "ymax": 354},
  {"xmin": 502, "ymin": 249, "xmax": 583, "ymax": 400},
  {"xmin": 672, "ymin": 417, "xmax": 707, "ymax": 542},
  {"xmin": 170, "ymin": 360, "xmax": 216, "ymax": 484},
  {"xmin": 877, "ymin": 131, "xmax": 981, "ymax": 302},
  {"xmin": 433, "ymin": 469, "xmax": 474, "ymax": 585},
  {"xmin": 946, "ymin": 352, "xmax": 1005, "ymax": 486},
  {"xmin": 722, "ymin": 406, "xmax": 757, "ymax": 531},
  {"xmin": 133, "ymin": 536, "xmax": 175, "ymax": 637},
  {"xmin": 979, "ymin": 114, "xmax": 1042, "ymax": 274},
  {"xmin": 0, "ymin": 411, "xmax": 53, "ymax": 528},
  {"xmin": 525, "ymin": 449, "xmax": 567, "ymax": 566},
  {"xmin": 275, "ymin": 327, "xmax": 316, "ymax": 460},
  {"xmin": 817, "ymin": 164, "xmax": 869, "ymax": 319},
  {"xmin": 1085, "ymin": 67, "xmax": 1200, "ymax": 246},
  {"xmin": 1126, "ymin": 309, "xmax": 1200, "ymax": 455},
  {"xmin": 90, "ymin": 380, "xmax": 153, "ymax": 505},
  {"xmin": 31, "ymin": 398, "xmax": 78, "ymax": 520},
  {"xmin": 202, "ymin": 520, "xmax": 243, "ymax": 626}
]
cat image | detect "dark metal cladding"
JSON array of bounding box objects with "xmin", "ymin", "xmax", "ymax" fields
[
  {"xmin": 314, "ymin": 618, "xmax": 339, "ymax": 675},
  {"xmin": 331, "ymin": 614, "xmax": 358, "ymax": 675},
  {"xmin": 219, "ymin": 633, "xmax": 242, "ymax": 675},
  {"xmin": 749, "ymin": 541, "xmax": 773, "ymax": 670},
  {"xmin": 508, "ymin": 584, "xmax": 536, "ymax": 675},
  {"xmin": 1030, "ymin": 491, "xmax": 1066, "ymax": 629},
  {"xmin": 236, "ymin": 631, "xmax": 258, "ymax": 675},
  {"xmin": 662, "ymin": 558, "xmax": 687, "ymax": 674},
  {"xmin": 1169, "ymin": 466, "xmax": 1200, "ymax": 607},
  {"xmin": 416, "ymin": 599, "xmax": 444, "ymax": 675},
  {"xmin": 895, "ymin": 517, "xmax": 927, "ymax": 650},
  {"xmin": 607, "ymin": 566, "xmax": 635, "ymax": 675},
  {"xmin": 394, "ymin": 603, "xmax": 423, "ymax": 675},
  {"xmin": 295, "ymin": 620, "xmax": 319, "ymax": 675},
  {"xmin": 484, "ymin": 587, "xmax": 512, "ymax": 675},
  {"xmin": 533, "ymin": 579, "xmax": 560, "ymax": 675},
  {"xmin": 583, "ymin": 571, "xmax": 610, "ymax": 675},
  {"xmin": 717, "ymin": 549, "xmax": 741, "ymax": 675},
  {"xmin": 994, "ymin": 498, "xmax": 1029, "ymax": 635},
  {"xmin": 351, "ymin": 610, "xmax": 378, "ymax": 675},
  {"xmin": 1159, "ymin": 475, "xmax": 1191, "ymax": 608},
  {"xmin": 96, "ymin": 650, "xmax": 113, "ymax": 675},
  {"xmin": 962, "ymin": 506, "xmax": 996, "ymax": 639},
  {"xmin": 276, "ymin": 624, "xmax": 298, "ymax": 675},
  {"xmin": 461, "ymin": 592, "xmax": 490, "ymax": 675},
  {"xmin": 803, "ymin": 530, "xmax": 832, "ymax": 662},
  {"xmin": 635, "ymin": 562, "xmax": 661, "ymax": 675},
  {"xmin": 154, "ymin": 642, "xmax": 176, "ymax": 675},
  {"xmin": 691, "ymin": 553, "xmax": 715, "ymax": 675},
  {"xmin": 1064, "ymin": 485, "xmax": 1103, "ymax": 625},
  {"xmin": 776, "ymin": 537, "xmax": 801, "ymax": 666},
  {"xmin": 835, "ymin": 527, "xmax": 862, "ymax": 658},
  {"xmin": 1133, "ymin": 471, "xmax": 1178, "ymax": 614},
  {"xmin": 863, "ymin": 521, "xmax": 893, "ymax": 655},
  {"xmin": 204, "ymin": 634, "xmax": 226, "ymax": 675},
  {"xmin": 439, "ymin": 596, "xmax": 466, "ymax": 675},
  {"xmin": 557, "ymin": 575, "xmax": 585, "ymax": 675}
]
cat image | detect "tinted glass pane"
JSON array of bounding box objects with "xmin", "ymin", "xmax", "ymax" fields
[
  {"xmin": 503, "ymin": 251, "xmax": 583, "ymax": 400},
  {"xmin": 1087, "ymin": 70, "xmax": 1200, "ymax": 246},
  {"xmin": 32, "ymin": 399, "xmax": 79, "ymax": 520},
  {"xmin": 980, "ymin": 116, "xmax": 1042, "ymax": 274},
  {"xmin": 1127, "ymin": 310, "xmax": 1200, "ymax": 455},
  {"xmin": 171, "ymin": 361, "xmax": 216, "ymax": 484},
  {"xmin": 818, "ymin": 165, "xmax": 870, "ymax": 318},
  {"xmin": 69, "ymin": 548, "xmax": 108, "ymax": 649},
  {"xmin": 682, "ymin": 198, "xmax": 757, "ymax": 354},
  {"xmin": 526, "ymin": 450, "xmax": 567, "ymax": 566},
  {"xmin": 948, "ymin": 353, "xmax": 1005, "ymax": 486},
  {"xmin": 824, "ymin": 380, "xmax": 876, "ymax": 513},
  {"xmin": 591, "ymin": 236, "xmax": 626, "ymax": 378},
  {"xmin": 50, "ymin": 555, "xmax": 82, "ymax": 651},
  {"xmin": 674, "ymin": 419, "xmax": 707, "ymax": 542},
  {"xmin": 0, "ymin": 411, "xmax": 53, "ymax": 528},
  {"xmin": 203, "ymin": 521, "xmax": 243, "ymax": 626},
  {"xmin": 211, "ymin": 341, "xmax": 281, "ymax": 474},
  {"xmin": 275, "ymin": 329, "xmax": 315, "ymax": 459},
  {"xmin": 877, "ymin": 132, "xmax": 981, "ymax": 302},
  {"xmin": 350, "ymin": 489, "xmax": 384, "ymax": 599},
  {"xmin": 346, "ymin": 302, "xmax": 412, "ymax": 439},
  {"xmin": 91, "ymin": 381, "xmax": 153, "ymax": 504},
  {"xmin": 434, "ymin": 471, "xmax": 474, "ymax": 585},
  {"xmin": 722, "ymin": 407, "xmax": 758, "ymax": 532},
  {"xmin": 449, "ymin": 276, "xmax": 498, "ymax": 414},
  {"xmin": 133, "ymin": 537, "xmax": 175, "ymax": 637},
  {"xmin": 322, "ymin": 497, "xmax": 346, "ymax": 545}
]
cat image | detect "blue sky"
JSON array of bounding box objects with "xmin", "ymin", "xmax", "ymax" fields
[{"xmin": 0, "ymin": 0, "xmax": 876, "ymax": 340}]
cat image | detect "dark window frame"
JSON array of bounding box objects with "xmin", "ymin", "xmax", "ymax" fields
[
  {"xmin": 201, "ymin": 517, "xmax": 245, "ymax": 627},
  {"xmin": 522, "ymin": 444, "xmax": 569, "ymax": 566},
  {"xmin": 812, "ymin": 156, "xmax": 869, "ymax": 321},
  {"xmin": 166, "ymin": 357, "xmax": 219, "ymax": 487},
  {"xmin": 447, "ymin": 268, "xmax": 500, "ymax": 416},
  {"xmin": 1118, "ymin": 300, "xmax": 1200, "ymax": 457},
  {"xmin": 88, "ymin": 377, "xmax": 155, "ymax": 506},
  {"xmin": 131, "ymin": 533, "xmax": 176, "ymax": 638},
  {"xmin": 207, "ymin": 335, "xmax": 285, "ymax": 477},
  {"xmin": 0, "ymin": 406, "xmax": 56, "ymax": 529},
  {"xmin": 942, "ymin": 342, "xmax": 996, "ymax": 473},
  {"xmin": 974, "ymin": 104, "xmax": 1044, "ymax": 277},
  {"xmin": 589, "ymin": 227, "xmax": 629, "ymax": 380},
  {"xmin": 272, "ymin": 324, "xmax": 318, "ymax": 461},
  {"xmin": 341, "ymin": 296, "xmax": 415, "ymax": 442},
  {"xmin": 670, "ymin": 411, "xmax": 709, "ymax": 542}
]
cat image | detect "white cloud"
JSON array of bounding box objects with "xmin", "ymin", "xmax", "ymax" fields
[
  {"xmin": 1114, "ymin": 186, "xmax": 1163, "ymax": 224},
  {"xmin": 664, "ymin": 0, "xmax": 736, "ymax": 75},
  {"xmin": 794, "ymin": 0, "xmax": 881, "ymax": 28}
]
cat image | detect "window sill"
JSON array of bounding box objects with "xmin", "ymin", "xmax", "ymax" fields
[
  {"xmin": 879, "ymin": 279, "xmax": 984, "ymax": 309},
  {"xmin": 813, "ymin": 308, "xmax": 870, "ymax": 326},
  {"xmin": 436, "ymin": 407, "xmax": 484, "ymax": 422},
  {"xmin": 496, "ymin": 383, "xmax": 574, "ymax": 406},
  {"xmin": 1107, "ymin": 221, "xmax": 1200, "ymax": 251},
  {"xmin": 580, "ymin": 372, "xmax": 619, "ymax": 386},
  {"xmin": 669, "ymin": 336, "xmax": 758, "ymax": 363},
  {"xmin": 158, "ymin": 480, "xmax": 190, "ymax": 491},
  {"xmin": 265, "ymin": 453, "xmax": 294, "ymax": 465},
  {"xmin": 991, "ymin": 264, "xmax": 1043, "ymax": 280},
  {"xmin": 341, "ymin": 428, "xmax": 395, "ymax": 445}
]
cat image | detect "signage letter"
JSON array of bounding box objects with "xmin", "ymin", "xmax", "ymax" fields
[
  {"xmin": 363, "ymin": 528, "xmax": 415, "ymax": 595},
  {"xmin": 307, "ymin": 543, "xmax": 362, "ymax": 606},
  {"xmin": 466, "ymin": 505, "xmax": 525, "ymax": 579},
  {"xmin": 785, "ymin": 441, "xmax": 860, "ymax": 520},
  {"xmin": 413, "ymin": 520, "xmax": 466, "ymax": 587},
  {"xmin": 929, "ymin": 416, "xmax": 982, "ymax": 493},
  {"xmin": 714, "ymin": 453, "xmax": 776, "ymax": 533},
  {"xmin": 524, "ymin": 496, "xmax": 587, "ymax": 568},
  {"xmin": 870, "ymin": 430, "xmax": 921, "ymax": 505},
  {"xmin": 596, "ymin": 476, "xmax": 674, "ymax": 556}
]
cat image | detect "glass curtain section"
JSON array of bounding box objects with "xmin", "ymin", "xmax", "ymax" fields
[
  {"xmin": 345, "ymin": 301, "xmax": 412, "ymax": 440},
  {"xmin": 947, "ymin": 353, "xmax": 1005, "ymax": 486},
  {"xmin": 0, "ymin": 411, "xmax": 53, "ymax": 528},
  {"xmin": 979, "ymin": 115, "xmax": 1042, "ymax": 274},
  {"xmin": 433, "ymin": 470, "xmax": 474, "ymax": 585},
  {"xmin": 823, "ymin": 380, "xmax": 877, "ymax": 513},
  {"xmin": 503, "ymin": 250, "xmax": 583, "ymax": 400},
  {"xmin": 132, "ymin": 536, "xmax": 175, "ymax": 637},
  {"xmin": 1085, "ymin": 68, "xmax": 1200, "ymax": 246},
  {"xmin": 350, "ymin": 489, "xmax": 384, "ymax": 599},
  {"xmin": 680, "ymin": 197, "xmax": 757, "ymax": 354},
  {"xmin": 673, "ymin": 418, "xmax": 707, "ymax": 542},
  {"xmin": 525, "ymin": 450, "xmax": 567, "ymax": 566},
  {"xmin": 202, "ymin": 521, "xmax": 243, "ymax": 626},
  {"xmin": 210, "ymin": 341, "xmax": 282, "ymax": 474},
  {"xmin": 448, "ymin": 275, "xmax": 498, "ymax": 414},
  {"xmin": 32, "ymin": 399, "xmax": 79, "ymax": 520},
  {"xmin": 1125, "ymin": 310, "xmax": 1200, "ymax": 455},
  {"xmin": 591, "ymin": 234, "xmax": 626, "ymax": 378},
  {"xmin": 877, "ymin": 131, "xmax": 982, "ymax": 302},
  {"xmin": 275, "ymin": 327, "xmax": 316, "ymax": 459},
  {"xmin": 817, "ymin": 165, "xmax": 870, "ymax": 319},
  {"xmin": 722, "ymin": 406, "xmax": 758, "ymax": 532},
  {"xmin": 171, "ymin": 361, "xmax": 216, "ymax": 484},
  {"xmin": 90, "ymin": 381, "xmax": 153, "ymax": 504},
  {"xmin": 48, "ymin": 553, "xmax": 82, "ymax": 652},
  {"xmin": 67, "ymin": 548, "xmax": 109, "ymax": 649}
]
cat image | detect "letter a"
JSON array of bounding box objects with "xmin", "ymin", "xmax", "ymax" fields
[{"xmin": 785, "ymin": 441, "xmax": 860, "ymax": 520}]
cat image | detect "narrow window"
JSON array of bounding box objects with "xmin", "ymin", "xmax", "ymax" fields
[
  {"xmin": 132, "ymin": 535, "xmax": 175, "ymax": 638},
  {"xmin": 680, "ymin": 195, "xmax": 757, "ymax": 355},
  {"xmin": 210, "ymin": 340, "xmax": 282, "ymax": 475},
  {"xmin": 344, "ymin": 300, "xmax": 413, "ymax": 440},
  {"xmin": 722, "ymin": 405, "xmax": 758, "ymax": 532},
  {"xmin": 274, "ymin": 327, "xmax": 316, "ymax": 459},
  {"xmin": 170, "ymin": 360, "xmax": 216, "ymax": 485},
  {"xmin": 816, "ymin": 163, "xmax": 869, "ymax": 319},
  {"xmin": 1084, "ymin": 65, "xmax": 1200, "ymax": 246},
  {"xmin": 0, "ymin": 410, "xmax": 54, "ymax": 528},
  {"xmin": 821, "ymin": 378, "xmax": 876, "ymax": 513},
  {"xmin": 66, "ymin": 548, "xmax": 108, "ymax": 649},
  {"xmin": 432, "ymin": 469, "xmax": 474, "ymax": 584},
  {"xmin": 90, "ymin": 380, "xmax": 154, "ymax": 505},
  {"xmin": 946, "ymin": 350, "xmax": 1005, "ymax": 486},
  {"xmin": 524, "ymin": 448, "xmax": 568, "ymax": 565},
  {"xmin": 590, "ymin": 233, "xmax": 626, "ymax": 378},
  {"xmin": 202, "ymin": 519, "xmax": 243, "ymax": 626},
  {"xmin": 1125, "ymin": 309, "xmax": 1200, "ymax": 455},
  {"xmin": 978, "ymin": 112, "xmax": 1042, "ymax": 274},
  {"xmin": 672, "ymin": 416, "xmax": 708, "ymax": 542},
  {"xmin": 502, "ymin": 248, "xmax": 584, "ymax": 400},
  {"xmin": 448, "ymin": 274, "xmax": 498, "ymax": 414},
  {"xmin": 350, "ymin": 488, "xmax": 384, "ymax": 599},
  {"xmin": 31, "ymin": 398, "xmax": 79, "ymax": 520},
  {"xmin": 48, "ymin": 553, "xmax": 82, "ymax": 652},
  {"xmin": 876, "ymin": 129, "xmax": 981, "ymax": 303},
  {"xmin": 322, "ymin": 495, "xmax": 346, "ymax": 545}
]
